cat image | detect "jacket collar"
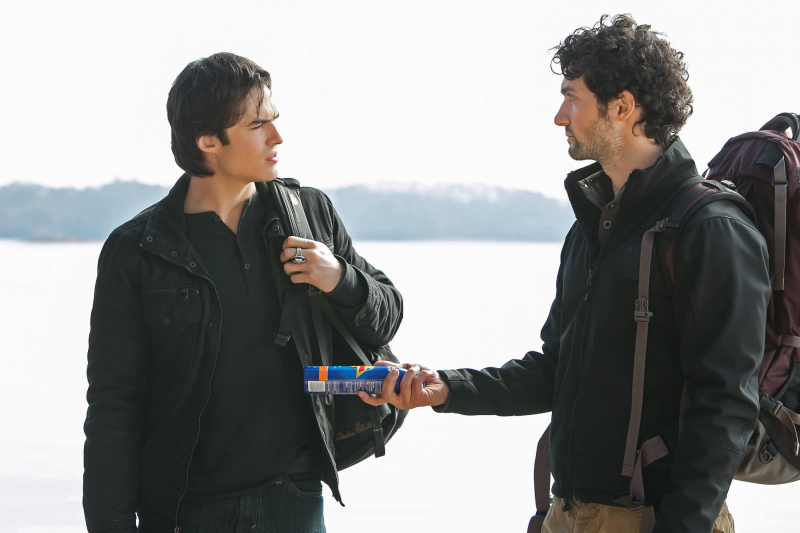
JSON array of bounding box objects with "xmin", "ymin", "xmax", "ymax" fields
[
  {"xmin": 140, "ymin": 173, "xmax": 193, "ymax": 264},
  {"xmin": 139, "ymin": 174, "xmax": 292, "ymax": 268},
  {"xmin": 564, "ymin": 138, "xmax": 699, "ymax": 252}
]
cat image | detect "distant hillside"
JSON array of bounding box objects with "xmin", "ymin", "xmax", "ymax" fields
[
  {"xmin": 0, "ymin": 180, "xmax": 574, "ymax": 242},
  {"xmin": 326, "ymin": 184, "xmax": 574, "ymax": 241}
]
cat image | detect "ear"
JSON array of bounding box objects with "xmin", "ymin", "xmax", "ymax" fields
[
  {"xmin": 608, "ymin": 90, "xmax": 637, "ymax": 123},
  {"xmin": 197, "ymin": 134, "xmax": 219, "ymax": 154}
]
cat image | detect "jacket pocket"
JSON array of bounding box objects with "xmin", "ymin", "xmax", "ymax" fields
[{"xmin": 142, "ymin": 288, "xmax": 201, "ymax": 378}]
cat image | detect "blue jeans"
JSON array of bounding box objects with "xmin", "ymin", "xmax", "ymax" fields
[{"xmin": 175, "ymin": 474, "xmax": 326, "ymax": 533}]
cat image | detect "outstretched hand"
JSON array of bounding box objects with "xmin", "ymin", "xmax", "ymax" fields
[{"xmin": 358, "ymin": 361, "xmax": 450, "ymax": 410}]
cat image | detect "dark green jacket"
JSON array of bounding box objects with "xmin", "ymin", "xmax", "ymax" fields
[
  {"xmin": 83, "ymin": 175, "xmax": 403, "ymax": 533},
  {"xmin": 437, "ymin": 139, "xmax": 770, "ymax": 533}
]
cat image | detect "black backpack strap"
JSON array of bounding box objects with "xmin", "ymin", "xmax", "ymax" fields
[
  {"xmin": 271, "ymin": 178, "xmax": 387, "ymax": 459},
  {"xmin": 270, "ymin": 179, "xmax": 315, "ymax": 347},
  {"xmin": 309, "ymin": 290, "xmax": 386, "ymax": 458}
]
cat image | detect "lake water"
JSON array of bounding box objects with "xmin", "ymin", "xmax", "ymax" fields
[{"xmin": 0, "ymin": 239, "xmax": 794, "ymax": 532}]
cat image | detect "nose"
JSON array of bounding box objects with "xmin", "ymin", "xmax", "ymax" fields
[
  {"xmin": 266, "ymin": 123, "xmax": 283, "ymax": 146},
  {"xmin": 554, "ymin": 100, "xmax": 569, "ymax": 128}
]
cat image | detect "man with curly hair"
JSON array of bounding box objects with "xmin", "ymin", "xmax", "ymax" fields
[{"xmin": 361, "ymin": 14, "xmax": 770, "ymax": 533}]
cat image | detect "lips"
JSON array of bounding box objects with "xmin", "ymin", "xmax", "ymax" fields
[{"xmin": 266, "ymin": 152, "xmax": 279, "ymax": 163}]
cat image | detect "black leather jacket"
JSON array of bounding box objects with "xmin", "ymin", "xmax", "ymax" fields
[
  {"xmin": 437, "ymin": 139, "xmax": 770, "ymax": 532},
  {"xmin": 83, "ymin": 175, "xmax": 403, "ymax": 533}
]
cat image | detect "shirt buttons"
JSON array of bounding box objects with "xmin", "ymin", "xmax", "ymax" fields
[
  {"xmin": 214, "ymin": 216, "xmax": 221, "ymax": 222},
  {"xmin": 360, "ymin": 313, "xmax": 367, "ymax": 319},
  {"xmin": 171, "ymin": 251, "xmax": 178, "ymax": 257},
  {"xmin": 190, "ymin": 262, "xmax": 197, "ymax": 268},
  {"xmin": 162, "ymin": 317, "xmax": 171, "ymax": 326},
  {"xmin": 272, "ymin": 224, "xmax": 280, "ymax": 232},
  {"xmin": 146, "ymin": 236, "xmax": 154, "ymax": 242},
  {"xmin": 244, "ymin": 263, "xmax": 251, "ymax": 269},
  {"xmin": 603, "ymin": 221, "xmax": 612, "ymax": 229}
]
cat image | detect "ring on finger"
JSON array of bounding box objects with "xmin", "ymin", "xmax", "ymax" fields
[{"xmin": 292, "ymin": 247, "xmax": 306, "ymax": 264}]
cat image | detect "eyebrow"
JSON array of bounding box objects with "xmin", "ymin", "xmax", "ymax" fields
[
  {"xmin": 247, "ymin": 112, "xmax": 280, "ymax": 126},
  {"xmin": 560, "ymin": 85, "xmax": 575, "ymax": 95}
]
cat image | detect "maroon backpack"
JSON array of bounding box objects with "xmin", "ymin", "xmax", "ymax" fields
[
  {"xmin": 705, "ymin": 113, "xmax": 800, "ymax": 484},
  {"xmin": 529, "ymin": 114, "xmax": 800, "ymax": 533}
]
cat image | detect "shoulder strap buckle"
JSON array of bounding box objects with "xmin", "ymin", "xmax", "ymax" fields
[{"xmin": 634, "ymin": 298, "xmax": 653, "ymax": 323}]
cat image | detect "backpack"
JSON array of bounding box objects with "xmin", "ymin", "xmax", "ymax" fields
[
  {"xmin": 705, "ymin": 113, "xmax": 800, "ymax": 485},
  {"xmin": 268, "ymin": 179, "xmax": 407, "ymax": 471},
  {"xmin": 529, "ymin": 114, "xmax": 800, "ymax": 533}
]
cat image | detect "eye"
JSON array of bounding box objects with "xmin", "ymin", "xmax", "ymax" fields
[
  {"xmin": 253, "ymin": 123, "xmax": 264, "ymax": 130},
  {"xmin": 567, "ymin": 94, "xmax": 575, "ymax": 103}
]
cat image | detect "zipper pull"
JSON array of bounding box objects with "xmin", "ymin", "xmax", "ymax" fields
[
  {"xmin": 584, "ymin": 270, "xmax": 594, "ymax": 301},
  {"xmin": 182, "ymin": 288, "xmax": 198, "ymax": 299}
]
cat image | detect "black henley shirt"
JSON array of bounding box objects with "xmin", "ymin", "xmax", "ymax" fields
[{"xmin": 181, "ymin": 190, "xmax": 364, "ymax": 500}]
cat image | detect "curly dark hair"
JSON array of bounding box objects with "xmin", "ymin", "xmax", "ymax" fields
[{"xmin": 551, "ymin": 14, "xmax": 693, "ymax": 148}]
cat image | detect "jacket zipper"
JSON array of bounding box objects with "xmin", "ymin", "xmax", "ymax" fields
[
  {"xmin": 563, "ymin": 171, "xmax": 637, "ymax": 502},
  {"xmin": 140, "ymin": 243, "xmax": 222, "ymax": 533},
  {"xmin": 564, "ymin": 268, "xmax": 594, "ymax": 502}
]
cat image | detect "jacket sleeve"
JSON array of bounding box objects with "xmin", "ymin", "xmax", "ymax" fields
[
  {"xmin": 83, "ymin": 232, "xmax": 149, "ymax": 533},
  {"xmin": 432, "ymin": 234, "xmax": 569, "ymax": 417},
  {"xmin": 324, "ymin": 197, "xmax": 403, "ymax": 346},
  {"xmin": 653, "ymin": 214, "xmax": 769, "ymax": 533}
]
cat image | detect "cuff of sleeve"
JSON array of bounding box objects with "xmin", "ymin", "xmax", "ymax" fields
[
  {"xmin": 432, "ymin": 371, "xmax": 454, "ymax": 413},
  {"xmin": 326, "ymin": 257, "xmax": 369, "ymax": 309}
]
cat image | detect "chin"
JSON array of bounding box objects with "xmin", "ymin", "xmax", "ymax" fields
[{"xmin": 258, "ymin": 170, "xmax": 280, "ymax": 182}]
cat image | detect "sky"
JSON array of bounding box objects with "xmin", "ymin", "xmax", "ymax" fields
[{"xmin": 2, "ymin": 0, "xmax": 799, "ymax": 201}]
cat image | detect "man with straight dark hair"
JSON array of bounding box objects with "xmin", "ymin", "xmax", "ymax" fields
[
  {"xmin": 361, "ymin": 15, "xmax": 771, "ymax": 533},
  {"xmin": 83, "ymin": 52, "xmax": 403, "ymax": 533}
]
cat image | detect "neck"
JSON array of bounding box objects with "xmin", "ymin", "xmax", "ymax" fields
[
  {"xmin": 184, "ymin": 174, "xmax": 257, "ymax": 234},
  {"xmin": 601, "ymin": 139, "xmax": 664, "ymax": 196}
]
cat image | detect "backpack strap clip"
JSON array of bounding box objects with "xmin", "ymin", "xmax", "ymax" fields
[{"xmin": 634, "ymin": 298, "xmax": 653, "ymax": 323}]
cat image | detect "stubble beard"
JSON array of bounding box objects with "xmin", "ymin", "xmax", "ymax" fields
[{"xmin": 568, "ymin": 115, "xmax": 623, "ymax": 166}]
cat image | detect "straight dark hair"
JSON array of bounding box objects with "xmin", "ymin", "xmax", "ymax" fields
[{"xmin": 167, "ymin": 53, "xmax": 271, "ymax": 177}]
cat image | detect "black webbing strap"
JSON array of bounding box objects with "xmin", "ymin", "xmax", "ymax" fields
[
  {"xmin": 309, "ymin": 292, "xmax": 385, "ymax": 458},
  {"xmin": 318, "ymin": 296, "xmax": 372, "ymax": 366},
  {"xmin": 368, "ymin": 407, "xmax": 386, "ymax": 458},
  {"xmin": 269, "ymin": 180, "xmax": 314, "ymax": 240},
  {"xmin": 773, "ymin": 156, "xmax": 788, "ymax": 291},
  {"xmin": 275, "ymin": 286, "xmax": 300, "ymax": 347},
  {"xmin": 270, "ymin": 179, "xmax": 315, "ymax": 346},
  {"xmin": 269, "ymin": 179, "xmax": 386, "ymax": 458}
]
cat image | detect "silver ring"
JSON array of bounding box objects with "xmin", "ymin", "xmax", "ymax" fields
[{"xmin": 292, "ymin": 247, "xmax": 306, "ymax": 264}]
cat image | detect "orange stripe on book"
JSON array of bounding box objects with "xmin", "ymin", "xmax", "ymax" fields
[{"xmin": 319, "ymin": 367, "xmax": 328, "ymax": 381}]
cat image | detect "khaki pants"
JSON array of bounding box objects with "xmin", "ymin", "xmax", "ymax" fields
[{"xmin": 542, "ymin": 497, "xmax": 734, "ymax": 533}]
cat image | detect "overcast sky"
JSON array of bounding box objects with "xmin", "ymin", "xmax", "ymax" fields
[{"xmin": 3, "ymin": 0, "xmax": 799, "ymax": 201}]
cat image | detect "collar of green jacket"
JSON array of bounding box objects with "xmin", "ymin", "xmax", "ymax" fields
[{"xmin": 564, "ymin": 138, "xmax": 700, "ymax": 256}]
